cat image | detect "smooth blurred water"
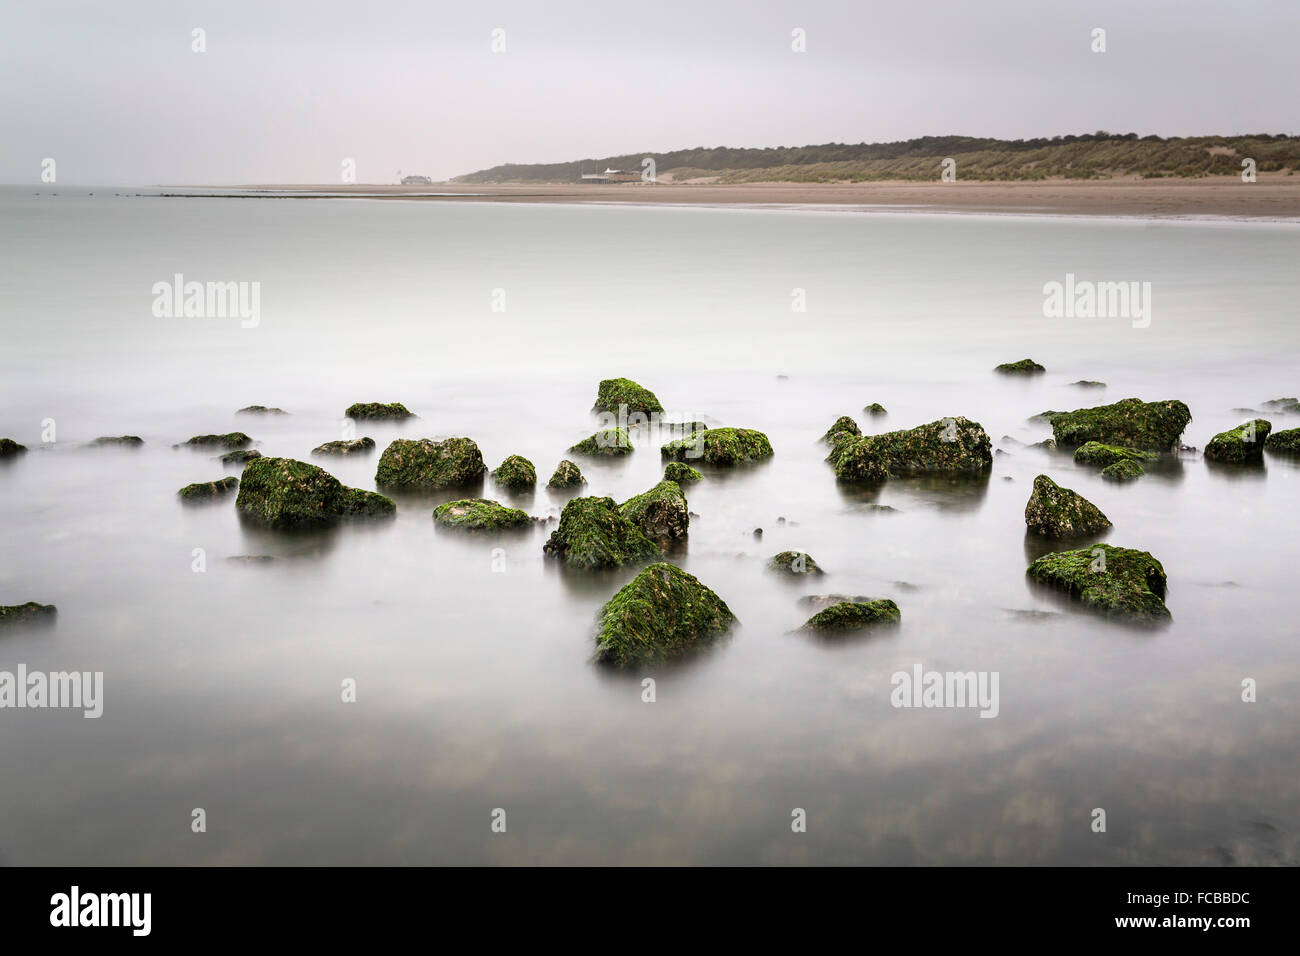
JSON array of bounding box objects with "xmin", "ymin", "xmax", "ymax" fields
[{"xmin": 0, "ymin": 188, "xmax": 1297, "ymax": 864}]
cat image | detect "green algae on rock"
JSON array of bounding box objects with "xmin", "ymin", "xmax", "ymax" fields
[
  {"xmin": 433, "ymin": 498, "xmax": 529, "ymax": 531},
  {"xmin": 0, "ymin": 602, "xmax": 57, "ymax": 628},
  {"xmin": 183, "ymin": 432, "xmax": 252, "ymax": 449},
  {"xmin": 662, "ymin": 461, "xmax": 702, "ymax": 484},
  {"xmin": 492, "ymin": 454, "xmax": 537, "ymax": 490},
  {"xmin": 341, "ymin": 487, "xmax": 397, "ymax": 518},
  {"xmin": 1026, "ymin": 543, "xmax": 1170, "ymax": 623},
  {"xmin": 569, "ymin": 427, "xmax": 633, "ymax": 457},
  {"xmin": 995, "ymin": 359, "xmax": 1046, "ymax": 374},
  {"xmin": 821, "ymin": 416, "xmax": 861, "ymax": 443},
  {"xmin": 179, "ymin": 476, "xmax": 239, "ymax": 500},
  {"xmin": 592, "ymin": 378, "xmax": 665, "ymax": 417},
  {"xmin": 1101, "ymin": 459, "xmax": 1145, "ymax": 482},
  {"xmin": 312, "ymin": 438, "xmax": 375, "ymax": 456},
  {"xmin": 92, "ymin": 436, "xmax": 143, "ymax": 447},
  {"xmin": 1073, "ymin": 441, "xmax": 1157, "ymax": 468},
  {"xmin": 220, "ymin": 449, "xmax": 262, "ymax": 465},
  {"xmin": 863, "ymin": 403, "xmax": 888, "ymax": 416},
  {"xmin": 619, "ymin": 480, "xmax": 689, "ymax": 545},
  {"xmin": 767, "ymin": 551, "xmax": 824, "ymax": 575},
  {"xmin": 547, "ymin": 459, "xmax": 586, "ymax": 489},
  {"xmin": 800, "ymin": 599, "xmax": 900, "ymax": 633},
  {"xmin": 345, "ymin": 402, "xmax": 414, "ymax": 421},
  {"xmin": 593, "ymin": 562, "xmax": 736, "ymax": 667},
  {"xmin": 1204, "ymin": 419, "xmax": 1271, "ymax": 464},
  {"xmin": 1265, "ymin": 427, "xmax": 1300, "ymax": 453},
  {"xmin": 660, "ymin": 427, "xmax": 773, "ymax": 465},
  {"xmin": 833, "ymin": 417, "xmax": 992, "ymax": 481},
  {"xmin": 237, "ymin": 456, "xmax": 392, "ymax": 528},
  {"xmin": 542, "ymin": 496, "xmax": 660, "ymax": 570},
  {"xmin": 1024, "ymin": 475, "xmax": 1111, "ymax": 538},
  {"xmin": 1049, "ymin": 398, "xmax": 1191, "ymax": 451},
  {"xmin": 375, "ymin": 437, "xmax": 486, "ymax": 489}
]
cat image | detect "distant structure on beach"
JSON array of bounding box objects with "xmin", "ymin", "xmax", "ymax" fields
[
  {"xmin": 580, "ymin": 168, "xmax": 643, "ymax": 184},
  {"xmin": 400, "ymin": 175, "xmax": 432, "ymax": 185}
]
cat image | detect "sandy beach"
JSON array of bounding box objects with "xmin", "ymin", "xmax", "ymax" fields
[{"xmin": 213, "ymin": 175, "xmax": 1300, "ymax": 219}]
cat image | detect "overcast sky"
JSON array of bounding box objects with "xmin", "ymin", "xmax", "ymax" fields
[{"xmin": 1, "ymin": 0, "xmax": 1296, "ymax": 184}]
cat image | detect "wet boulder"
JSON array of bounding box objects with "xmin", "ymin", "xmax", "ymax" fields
[
  {"xmin": 313, "ymin": 438, "xmax": 376, "ymax": 456},
  {"xmin": 1101, "ymin": 460, "xmax": 1144, "ymax": 482},
  {"xmin": 237, "ymin": 457, "xmax": 392, "ymax": 528},
  {"xmin": 569, "ymin": 427, "xmax": 633, "ymax": 457},
  {"xmin": 1024, "ymin": 475, "xmax": 1111, "ymax": 537},
  {"xmin": 1026, "ymin": 544, "xmax": 1170, "ymax": 624},
  {"xmin": 1049, "ymin": 398, "xmax": 1191, "ymax": 451},
  {"xmin": 661, "ymin": 427, "xmax": 773, "ymax": 465},
  {"xmin": 237, "ymin": 405, "xmax": 288, "ymax": 415},
  {"xmin": 492, "ymin": 454, "xmax": 537, "ymax": 490},
  {"xmin": 220, "ymin": 449, "xmax": 262, "ymax": 465},
  {"xmin": 375, "ymin": 437, "xmax": 485, "ymax": 489},
  {"xmin": 1204, "ymin": 419, "xmax": 1271, "ymax": 464},
  {"xmin": 92, "ymin": 436, "xmax": 143, "ymax": 447},
  {"xmin": 863, "ymin": 403, "xmax": 887, "ymax": 416},
  {"xmin": 547, "ymin": 459, "xmax": 587, "ymax": 489},
  {"xmin": 342, "ymin": 488, "xmax": 396, "ymax": 517},
  {"xmin": 1073, "ymin": 441, "xmax": 1156, "ymax": 468},
  {"xmin": 619, "ymin": 480, "xmax": 689, "ymax": 544},
  {"xmin": 663, "ymin": 461, "xmax": 702, "ymax": 484},
  {"xmin": 593, "ymin": 563, "xmax": 736, "ymax": 667},
  {"xmin": 1265, "ymin": 427, "xmax": 1300, "ymax": 454},
  {"xmin": 0, "ymin": 602, "xmax": 57, "ymax": 628},
  {"xmin": 345, "ymin": 402, "xmax": 414, "ymax": 421},
  {"xmin": 542, "ymin": 496, "xmax": 660, "ymax": 570},
  {"xmin": 178, "ymin": 476, "xmax": 239, "ymax": 500},
  {"xmin": 592, "ymin": 377, "xmax": 664, "ymax": 417},
  {"xmin": 182, "ymin": 432, "xmax": 251, "ymax": 449},
  {"xmin": 433, "ymin": 498, "xmax": 529, "ymax": 531},
  {"xmin": 833, "ymin": 417, "xmax": 992, "ymax": 481},
  {"xmin": 820, "ymin": 416, "xmax": 861, "ymax": 443},
  {"xmin": 767, "ymin": 551, "xmax": 824, "ymax": 575},
  {"xmin": 995, "ymin": 359, "xmax": 1045, "ymax": 374},
  {"xmin": 800, "ymin": 600, "xmax": 900, "ymax": 633}
]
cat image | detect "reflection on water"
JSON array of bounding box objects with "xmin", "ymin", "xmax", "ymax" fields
[{"xmin": 0, "ymin": 191, "xmax": 1298, "ymax": 864}]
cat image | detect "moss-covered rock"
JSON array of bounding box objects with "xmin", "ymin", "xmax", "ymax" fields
[
  {"xmin": 341, "ymin": 488, "xmax": 396, "ymax": 517},
  {"xmin": 1027, "ymin": 544, "xmax": 1170, "ymax": 623},
  {"xmin": 542, "ymin": 496, "xmax": 660, "ymax": 570},
  {"xmin": 663, "ymin": 461, "xmax": 702, "ymax": 484},
  {"xmin": 821, "ymin": 416, "xmax": 860, "ymax": 443},
  {"xmin": 1024, "ymin": 475, "xmax": 1111, "ymax": 537},
  {"xmin": 1050, "ymin": 398, "xmax": 1191, "ymax": 451},
  {"xmin": 767, "ymin": 551, "xmax": 824, "ymax": 575},
  {"xmin": 0, "ymin": 602, "xmax": 56, "ymax": 628},
  {"xmin": 1265, "ymin": 427, "xmax": 1300, "ymax": 453},
  {"xmin": 179, "ymin": 476, "xmax": 239, "ymax": 499},
  {"xmin": 237, "ymin": 405, "xmax": 287, "ymax": 415},
  {"xmin": 345, "ymin": 402, "xmax": 414, "ymax": 420},
  {"xmin": 592, "ymin": 378, "xmax": 664, "ymax": 417},
  {"xmin": 183, "ymin": 432, "xmax": 251, "ymax": 449},
  {"xmin": 995, "ymin": 359, "xmax": 1045, "ymax": 374},
  {"xmin": 863, "ymin": 403, "xmax": 887, "ymax": 416},
  {"xmin": 312, "ymin": 438, "xmax": 375, "ymax": 456},
  {"xmin": 833, "ymin": 417, "xmax": 992, "ymax": 481},
  {"xmin": 547, "ymin": 459, "xmax": 586, "ymax": 489},
  {"xmin": 619, "ymin": 480, "xmax": 689, "ymax": 544},
  {"xmin": 569, "ymin": 428, "xmax": 633, "ymax": 456},
  {"xmin": 800, "ymin": 600, "xmax": 900, "ymax": 633},
  {"xmin": 375, "ymin": 437, "xmax": 485, "ymax": 489},
  {"xmin": 1073, "ymin": 441, "xmax": 1157, "ymax": 467},
  {"xmin": 593, "ymin": 563, "xmax": 736, "ymax": 667},
  {"xmin": 220, "ymin": 449, "xmax": 262, "ymax": 465},
  {"xmin": 1101, "ymin": 460, "xmax": 1144, "ymax": 482},
  {"xmin": 1204, "ymin": 419, "xmax": 1271, "ymax": 463},
  {"xmin": 0, "ymin": 438, "xmax": 28, "ymax": 457},
  {"xmin": 492, "ymin": 454, "xmax": 537, "ymax": 490},
  {"xmin": 433, "ymin": 498, "xmax": 528, "ymax": 531},
  {"xmin": 93, "ymin": 436, "xmax": 143, "ymax": 447},
  {"xmin": 660, "ymin": 427, "xmax": 773, "ymax": 465}
]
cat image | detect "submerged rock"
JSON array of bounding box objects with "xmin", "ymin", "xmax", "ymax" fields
[
  {"xmin": 863, "ymin": 403, "xmax": 888, "ymax": 416},
  {"xmin": 433, "ymin": 498, "xmax": 529, "ymax": 531},
  {"xmin": 0, "ymin": 439, "xmax": 28, "ymax": 457},
  {"xmin": 1260, "ymin": 397, "xmax": 1300, "ymax": 413},
  {"xmin": 1031, "ymin": 438, "xmax": 1057, "ymax": 450},
  {"xmin": 593, "ymin": 562, "xmax": 736, "ymax": 667},
  {"xmin": 492, "ymin": 454, "xmax": 537, "ymax": 490},
  {"xmin": 797, "ymin": 594, "xmax": 874, "ymax": 610},
  {"xmin": 237, "ymin": 456, "xmax": 393, "ymax": 528},
  {"xmin": 547, "ymin": 459, "xmax": 587, "ymax": 489},
  {"xmin": 0, "ymin": 602, "xmax": 56, "ymax": 628},
  {"xmin": 345, "ymin": 402, "xmax": 414, "ymax": 421},
  {"xmin": 220, "ymin": 449, "xmax": 262, "ymax": 465},
  {"xmin": 1265, "ymin": 427, "xmax": 1300, "ymax": 453},
  {"xmin": 592, "ymin": 377, "xmax": 664, "ymax": 417},
  {"xmin": 661, "ymin": 427, "xmax": 773, "ymax": 465},
  {"xmin": 995, "ymin": 359, "xmax": 1046, "ymax": 374},
  {"xmin": 832, "ymin": 417, "xmax": 992, "ymax": 481},
  {"xmin": 663, "ymin": 461, "xmax": 702, "ymax": 484},
  {"xmin": 183, "ymin": 432, "xmax": 251, "ymax": 449},
  {"xmin": 821, "ymin": 416, "xmax": 861, "ymax": 443},
  {"xmin": 1026, "ymin": 544, "xmax": 1170, "ymax": 623},
  {"xmin": 542, "ymin": 496, "xmax": 660, "ymax": 570},
  {"xmin": 569, "ymin": 427, "xmax": 633, "ymax": 457},
  {"xmin": 1049, "ymin": 398, "xmax": 1191, "ymax": 451},
  {"xmin": 1024, "ymin": 475, "xmax": 1111, "ymax": 537},
  {"xmin": 800, "ymin": 600, "xmax": 900, "ymax": 633},
  {"xmin": 375, "ymin": 437, "xmax": 485, "ymax": 489},
  {"xmin": 93, "ymin": 436, "xmax": 143, "ymax": 447},
  {"xmin": 1071, "ymin": 380, "xmax": 1106, "ymax": 388},
  {"xmin": 312, "ymin": 438, "xmax": 376, "ymax": 456},
  {"xmin": 237, "ymin": 405, "xmax": 288, "ymax": 415},
  {"xmin": 1204, "ymin": 419, "xmax": 1271, "ymax": 464},
  {"xmin": 179, "ymin": 476, "xmax": 239, "ymax": 500},
  {"xmin": 619, "ymin": 480, "xmax": 689, "ymax": 544},
  {"xmin": 1101, "ymin": 460, "xmax": 1144, "ymax": 482},
  {"xmin": 767, "ymin": 551, "xmax": 824, "ymax": 575},
  {"xmin": 1073, "ymin": 441, "xmax": 1157, "ymax": 467}
]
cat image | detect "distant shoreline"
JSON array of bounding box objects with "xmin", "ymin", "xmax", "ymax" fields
[{"xmin": 158, "ymin": 177, "xmax": 1300, "ymax": 220}]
